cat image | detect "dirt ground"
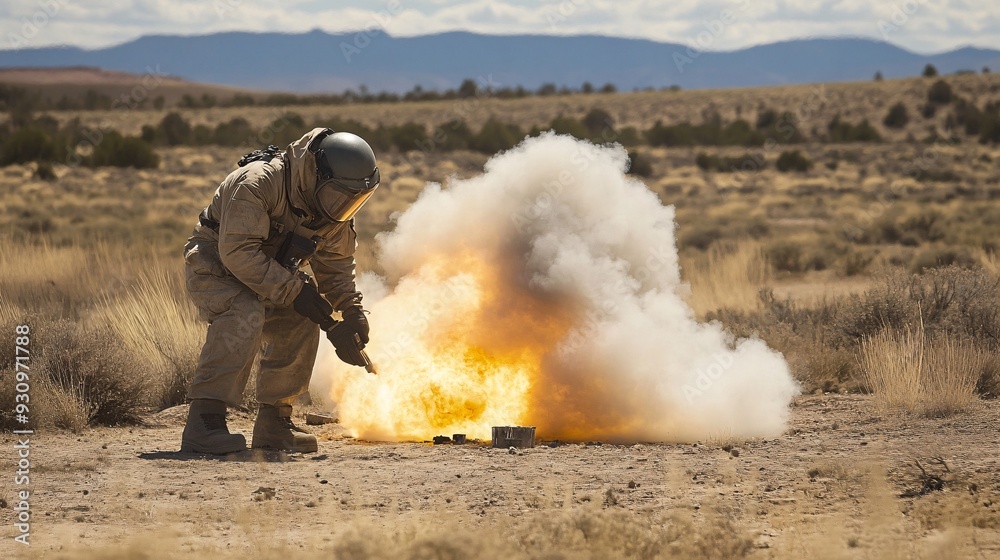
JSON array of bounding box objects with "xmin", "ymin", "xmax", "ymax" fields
[{"xmin": 1, "ymin": 394, "xmax": 997, "ymax": 559}]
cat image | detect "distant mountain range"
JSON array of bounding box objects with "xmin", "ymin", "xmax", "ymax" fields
[{"xmin": 1, "ymin": 31, "xmax": 998, "ymax": 93}]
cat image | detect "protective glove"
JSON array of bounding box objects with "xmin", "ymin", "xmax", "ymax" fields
[
  {"xmin": 292, "ymin": 282, "xmax": 335, "ymax": 330},
  {"xmin": 326, "ymin": 322, "xmax": 367, "ymax": 367},
  {"xmin": 341, "ymin": 306, "xmax": 370, "ymax": 346}
]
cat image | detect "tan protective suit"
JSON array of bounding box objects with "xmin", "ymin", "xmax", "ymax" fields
[{"xmin": 183, "ymin": 128, "xmax": 361, "ymax": 407}]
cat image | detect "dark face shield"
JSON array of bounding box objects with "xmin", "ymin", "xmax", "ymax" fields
[{"xmin": 314, "ymin": 167, "xmax": 380, "ymax": 222}]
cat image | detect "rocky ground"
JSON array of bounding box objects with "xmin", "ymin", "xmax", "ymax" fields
[{"xmin": 1, "ymin": 394, "xmax": 997, "ymax": 559}]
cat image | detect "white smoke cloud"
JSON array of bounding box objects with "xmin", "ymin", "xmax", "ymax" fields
[{"xmin": 314, "ymin": 133, "xmax": 798, "ymax": 442}]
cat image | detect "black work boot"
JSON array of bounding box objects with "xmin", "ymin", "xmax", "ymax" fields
[
  {"xmin": 181, "ymin": 399, "xmax": 247, "ymax": 454},
  {"xmin": 251, "ymin": 404, "xmax": 318, "ymax": 453}
]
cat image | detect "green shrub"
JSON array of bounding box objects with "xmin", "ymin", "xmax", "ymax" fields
[
  {"xmin": 582, "ymin": 108, "xmax": 615, "ymax": 140},
  {"xmin": 951, "ymin": 98, "xmax": 983, "ymax": 135},
  {"xmin": 388, "ymin": 122, "xmax": 428, "ymax": 151},
  {"xmin": 266, "ymin": 112, "xmax": 306, "ymax": 146},
  {"xmin": 827, "ymin": 116, "xmax": 882, "ymax": 142},
  {"xmin": 191, "ymin": 124, "xmax": 213, "ymax": 146},
  {"xmin": 549, "ymin": 115, "xmax": 589, "ymax": 140},
  {"xmin": 325, "ymin": 118, "xmax": 374, "ymax": 140},
  {"xmin": 457, "ymin": 79, "xmax": 478, "ymax": 98},
  {"xmin": 0, "ymin": 127, "xmax": 56, "ymax": 164},
  {"xmin": 89, "ymin": 132, "xmax": 159, "ymax": 169},
  {"xmin": 159, "ymin": 112, "xmax": 191, "ymax": 146},
  {"xmin": 979, "ymin": 104, "xmax": 1000, "ymax": 144},
  {"xmin": 140, "ymin": 124, "xmax": 157, "ymax": 144},
  {"xmin": 626, "ymin": 150, "xmax": 653, "ymax": 177},
  {"xmin": 645, "ymin": 120, "xmax": 695, "ymax": 146},
  {"xmin": 223, "ymin": 93, "xmax": 256, "ymax": 107},
  {"xmin": 680, "ymin": 225, "xmax": 723, "ymax": 250},
  {"xmin": 434, "ymin": 119, "xmax": 474, "ymax": 151},
  {"xmin": 34, "ymin": 161, "xmax": 56, "ymax": 180},
  {"xmin": 755, "ymin": 110, "xmax": 805, "ymax": 143},
  {"xmin": 719, "ymin": 119, "xmax": 765, "ymax": 146},
  {"xmin": 927, "ymin": 79, "xmax": 953, "ymax": 104},
  {"xmin": 883, "ymin": 102, "xmax": 910, "ymax": 129},
  {"xmin": 645, "ymin": 115, "xmax": 765, "ymax": 147},
  {"xmin": 923, "ymin": 64, "xmax": 938, "ymax": 78},
  {"xmin": 614, "ymin": 126, "xmax": 642, "ymax": 146},
  {"xmin": 470, "ymin": 118, "xmax": 524, "ymax": 154},
  {"xmin": 695, "ymin": 152, "xmax": 764, "ymax": 173},
  {"xmin": 775, "ymin": 150, "xmax": 812, "ymax": 172},
  {"xmin": 212, "ymin": 117, "xmax": 255, "ymax": 146}
]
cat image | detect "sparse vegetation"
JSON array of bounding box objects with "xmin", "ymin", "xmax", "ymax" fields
[
  {"xmin": 2, "ymin": 71, "xmax": 1000, "ymax": 558},
  {"xmin": 89, "ymin": 131, "xmax": 159, "ymax": 168},
  {"xmin": 826, "ymin": 116, "xmax": 881, "ymax": 142},
  {"xmin": 859, "ymin": 323, "xmax": 987, "ymax": 417},
  {"xmin": 883, "ymin": 102, "xmax": 910, "ymax": 129},
  {"xmin": 927, "ymin": 79, "xmax": 954, "ymax": 105},
  {"xmin": 775, "ymin": 150, "xmax": 812, "ymax": 172}
]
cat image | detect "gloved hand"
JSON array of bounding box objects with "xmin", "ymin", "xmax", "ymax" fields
[
  {"xmin": 341, "ymin": 306, "xmax": 370, "ymax": 346},
  {"xmin": 292, "ymin": 283, "xmax": 334, "ymax": 330},
  {"xmin": 326, "ymin": 322, "xmax": 367, "ymax": 367}
]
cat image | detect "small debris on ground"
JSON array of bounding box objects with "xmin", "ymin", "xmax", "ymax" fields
[
  {"xmin": 252, "ymin": 487, "xmax": 276, "ymax": 501},
  {"xmin": 305, "ymin": 413, "xmax": 338, "ymax": 425}
]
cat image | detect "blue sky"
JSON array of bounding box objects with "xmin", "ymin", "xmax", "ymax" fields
[{"xmin": 2, "ymin": 0, "xmax": 997, "ymax": 53}]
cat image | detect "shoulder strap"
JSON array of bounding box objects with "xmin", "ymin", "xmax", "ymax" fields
[{"xmin": 237, "ymin": 145, "xmax": 282, "ymax": 167}]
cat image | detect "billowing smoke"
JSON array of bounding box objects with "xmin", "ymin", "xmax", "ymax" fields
[{"xmin": 314, "ymin": 134, "xmax": 798, "ymax": 442}]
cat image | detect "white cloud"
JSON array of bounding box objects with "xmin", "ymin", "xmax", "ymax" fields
[{"xmin": 0, "ymin": 0, "xmax": 997, "ymax": 53}]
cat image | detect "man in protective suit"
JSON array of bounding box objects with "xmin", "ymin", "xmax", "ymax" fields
[{"xmin": 180, "ymin": 128, "xmax": 379, "ymax": 454}]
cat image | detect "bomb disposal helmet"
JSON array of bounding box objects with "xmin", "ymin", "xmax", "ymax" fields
[{"xmin": 308, "ymin": 130, "xmax": 379, "ymax": 222}]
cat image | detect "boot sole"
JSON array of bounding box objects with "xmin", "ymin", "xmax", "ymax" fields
[
  {"xmin": 251, "ymin": 441, "xmax": 319, "ymax": 453},
  {"xmin": 181, "ymin": 440, "xmax": 246, "ymax": 454}
]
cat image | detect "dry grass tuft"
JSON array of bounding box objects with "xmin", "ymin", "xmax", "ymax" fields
[
  {"xmin": 33, "ymin": 373, "xmax": 92, "ymax": 432},
  {"xmin": 36, "ymin": 320, "xmax": 152, "ymax": 427},
  {"xmin": 89, "ymin": 265, "xmax": 204, "ymax": 409},
  {"xmin": 684, "ymin": 241, "xmax": 771, "ymax": 318},
  {"xmin": 859, "ymin": 321, "xmax": 986, "ymax": 417}
]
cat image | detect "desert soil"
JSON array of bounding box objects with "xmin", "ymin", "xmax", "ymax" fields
[{"xmin": 1, "ymin": 394, "xmax": 998, "ymax": 558}]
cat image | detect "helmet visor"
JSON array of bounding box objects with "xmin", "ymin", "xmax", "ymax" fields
[{"xmin": 314, "ymin": 167, "xmax": 380, "ymax": 222}]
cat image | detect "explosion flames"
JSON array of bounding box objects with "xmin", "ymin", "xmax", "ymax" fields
[{"xmin": 314, "ymin": 134, "xmax": 798, "ymax": 443}]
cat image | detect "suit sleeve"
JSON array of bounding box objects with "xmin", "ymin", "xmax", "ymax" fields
[
  {"xmin": 217, "ymin": 169, "xmax": 304, "ymax": 307},
  {"xmin": 312, "ymin": 220, "xmax": 362, "ymax": 312}
]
